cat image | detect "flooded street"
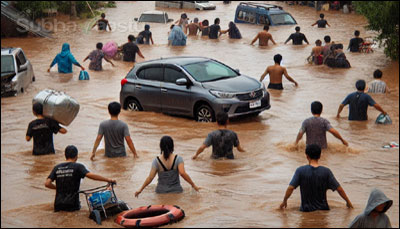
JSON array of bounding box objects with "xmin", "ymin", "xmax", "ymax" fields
[{"xmin": 1, "ymin": 1, "xmax": 398, "ymax": 228}]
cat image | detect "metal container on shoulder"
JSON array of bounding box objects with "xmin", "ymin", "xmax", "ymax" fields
[{"xmin": 32, "ymin": 89, "xmax": 80, "ymax": 126}]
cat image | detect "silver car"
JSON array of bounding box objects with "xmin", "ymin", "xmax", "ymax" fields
[
  {"xmin": 120, "ymin": 57, "xmax": 270, "ymax": 122},
  {"xmin": 1, "ymin": 47, "xmax": 35, "ymax": 96}
]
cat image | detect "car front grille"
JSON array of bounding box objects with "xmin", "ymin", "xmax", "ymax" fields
[
  {"xmin": 236, "ymin": 89, "xmax": 263, "ymax": 101},
  {"xmin": 1, "ymin": 73, "xmax": 15, "ymax": 84}
]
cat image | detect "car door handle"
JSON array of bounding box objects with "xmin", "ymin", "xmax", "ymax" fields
[
  {"xmin": 135, "ymin": 85, "xmax": 142, "ymax": 89},
  {"xmin": 161, "ymin": 88, "xmax": 168, "ymax": 93}
]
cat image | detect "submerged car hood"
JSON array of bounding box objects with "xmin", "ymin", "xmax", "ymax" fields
[{"xmin": 201, "ymin": 75, "xmax": 261, "ymax": 92}]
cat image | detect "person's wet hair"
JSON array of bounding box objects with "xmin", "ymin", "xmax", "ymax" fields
[
  {"xmin": 160, "ymin": 136, "xmax": 174, "ymax": 160},
  {"xmin": 274, "ymin": 54, "xmax": 282, "ymax": 64},
  {"xmin": 96, "ymin": 42, "xmax": 103, "ymax": 50},
  {"xmin": 263, "ymin": 25, "xmax": 269, "ymax": 31},
  {"xmin": 356, "ymin": 80, "xmax": 366, "ymax": 91},
  {"xmin": 214, "ymin": 18, "xmax": 220, "ymax": 24},
  {"xmin": 202, "ymin": 19, "xmax": 209, "ymax": 26},
  {"xmin": 373, "ymin": 69, "xmax": 383, "ymax": 79},
  {"xmin": 181, "ymin": 13, "xmax": 187, "ymax": 19},
  {"xmin": 128, "ymin": 35, "xmax": 135, "ymax": 42},
  {"xmin": 306, "ymin": 144, "xmax": 321, "ymax": 160},
  {"xmin": 324, "ymin": 35, "xmax": 331, "ymax": 43},
  {"xmin": 295, "ymin": 26, "xmax": 300, "ymax": 32},
  {"xmin": 65, "ymin": 145, "xmax": 78, "ymax": 159},
  {"xmin": 320, "ymin": 13, "xmax": 325, "ymax": 18},
  {"xmin": 335, "ymin": 43, "xmax": 344, "ymax": 49},
  {"xmin": 32, "ymin": 103, "xmax": 43, "ymax": 115},
  {"xmin": 216, "ymin": 112, "xmax": 229, "ymax": 126},
  {"xmin": 315, "ymin": 39, "xmax": 322, "ymax": 46},
  {"xmin": 145, "ymin": 24, "xmax": 150, "ymax": 31},
  {"xmin": 354, "ymin": 30, "xmax": 360, "ymax": 37},
  {"xmin": 170, "ymin": 24, "xmax": 175, "ymax": 30},
  {"xmin": 194, "ymin": 17, "xmax": 199, "ymax": 23},
  {"xmin": 311, "ymin": 101, "xmax": 323, "ymax": 115},
  {"xmin": 108, "ymin": 102, "xmax": 121, "ymax": 116},
  {"xmin": 101, "ymin": 13, "xmax": 106, "ymax": 18}
]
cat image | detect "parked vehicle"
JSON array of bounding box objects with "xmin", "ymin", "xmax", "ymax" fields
[
  {"xmin": 1, "ymin": 47, "xmax": 35, "ymax": 96},
  {"xmin": 234, "ymin": 2, "xmax": 297, "ymax": 26},
  {"xmin": 120, "ymin": 57, "xmax": 270, "ymax": 122},
  {"xmin": 155, "ymin": 1, "xmax": 216, "ymax": 10},
  {"xmin": 134, "ymin": 11, "xmax": 174, "ymax": 24}
]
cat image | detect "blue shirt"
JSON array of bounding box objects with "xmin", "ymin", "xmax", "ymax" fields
[
  {"xmin": 290, "ymin": 165, "xmax": 340, "ymax": 212},
  {"xmin": 341, "ymin": 92, "xmax": 376, "ymax": 121}
]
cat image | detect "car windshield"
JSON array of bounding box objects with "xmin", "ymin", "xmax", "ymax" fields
[
  {"xmin": 139, "ymin": 14, "xmax": 164, "ymax": 23},
  {"xmin": 183, "ymin": 60, "xmax": 238, "ymax": 82},
  {"xmin": 1, "ymin": 55, "xmax": 15, "ymax": 74},
  {"xmin": 270, "ymin": 13, "xmax": 296, "ymax": 25}
]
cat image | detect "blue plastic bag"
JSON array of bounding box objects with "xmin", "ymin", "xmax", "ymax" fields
[
  {"xmin": 79, "ymin": 70, "xmax": 90, "ymax": 80},
  {"xmin": 89, "ymin": 190, "xmax": 112, "ymax": 208},
  {"xmin": 375, "ymin": 113, "xmax": 392, "ymax": 125}
]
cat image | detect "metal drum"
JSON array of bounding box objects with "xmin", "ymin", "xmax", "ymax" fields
[{"xmin": 32, "ymin": 89, "xmax": 80, "ymax": 126}]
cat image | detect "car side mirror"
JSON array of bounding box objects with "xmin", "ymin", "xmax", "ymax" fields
[
  {"xmin": 235, "ymin": 69, "xmax": 240, "ymax": 74},
  {"xmin": 19, "ymin": 65, "xmax": 27, "ymax": 72},
  {"xmin": 134, "ymin": 18, "xmax": 138, "ymax": 21},
  {"xmin": 176, "ymin": 78, "xmax": 188, "ymax": 86}
]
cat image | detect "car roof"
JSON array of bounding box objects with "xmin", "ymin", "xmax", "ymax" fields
[
  {"xmin": 137, "ymin": 56, "xmax": 211, "ymax": 67},
  {"xmin": 237, "ymin": 2, "xmax": 287, "ymax": 14},
  {"xmin": 1, "ymin": 47, "xmax": 20, "ymax": 56},
  {"xmin": 142, "ymin": 10, "xmax": 166, "ymax": 15}
]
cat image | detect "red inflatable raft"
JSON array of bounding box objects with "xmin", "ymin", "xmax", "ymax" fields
[{"xmin": 115, "ymin": 205, "xmax": 185, "ymax": 228}]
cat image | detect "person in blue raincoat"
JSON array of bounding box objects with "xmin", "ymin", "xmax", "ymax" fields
[
  {"xmin": 168, "ymin": 26, "xmax": 187, "ymax": 46},
  {"xmin": 48, "ymin": 43, "xmax": 85, "ymax": 73}
]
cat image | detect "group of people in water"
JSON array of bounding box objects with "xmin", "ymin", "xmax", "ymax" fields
[{"xmin": 31, "ymin": 8, "xmax": 394, "ymax": 229}]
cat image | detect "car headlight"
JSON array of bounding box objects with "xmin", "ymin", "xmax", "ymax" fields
[
  {"xmin": 210, "ymin": 90, "xmax": 236, "ymax": 99},
  {"xmin": 261, "ymin": 83, "xmax": 266, "ymax": 96}
]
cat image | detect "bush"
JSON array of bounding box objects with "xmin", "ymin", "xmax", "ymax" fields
[{"xmin": 353, "ymin": 1, "xmax": 399, "ymax": 60}]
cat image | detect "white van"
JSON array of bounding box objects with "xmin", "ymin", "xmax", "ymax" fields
[{"xmin": 155, "ymin": 1, "xmax": 216, "ymax": 10}]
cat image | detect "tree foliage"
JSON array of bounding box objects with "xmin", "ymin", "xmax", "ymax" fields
[{"xmin": 353, "ymin": 1, "xmax": 399, "ymax": 60}]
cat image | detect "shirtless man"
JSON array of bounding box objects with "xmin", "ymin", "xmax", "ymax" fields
[
  {"xmin": 187, "ymin": 18, "xmax": 200, "ymax": 36},
  {"xmin": 259, "ymin": 54, "xmax": 298, "ymax": 90},
  {"xmin": 250, "ymin": 25, "xmax": 276, "ymax": 46},
  {"xmin": 311, "ymin": 39, "xmax": 323, "ymax": 64}
]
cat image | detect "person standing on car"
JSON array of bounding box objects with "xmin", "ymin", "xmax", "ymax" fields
[
  {"xmin": 90, "ymin": 102, "xmax": 138, "ymax": 160},
  {"xmin": 45, "ymin": 145, "xmax": 116, "ymax": 212},
  {"xmin": 119, "ymin": 35, "xmax": 145, "ymax": 62},
  {"xmin": 192, "ymin": 112, "xmax": 245, "ymax": 160},
  {"xmin": 48, "ymin": 43, "xmax": 85, "ymax": 73},
  {"xmin": 26, "ymin": 103, "xmax": 67, "ymax": 155}
]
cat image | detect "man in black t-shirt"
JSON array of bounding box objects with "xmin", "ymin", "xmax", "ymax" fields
[
  {"xmin": 192, "ymin": 112, "xmax": 245, "ymax": 160},
  {"xmin": 45, "ymin": 145, "xmax": 116, "ymax": 212},
  {"xmin": 91, "ymin": 13, "xmax": 112, "ymax": 31},
  {"xmin": 26, "ymin": 103, "xmax": 67, "ymax": 155},
  {"xmin": 208, "ymin": 18, "xmax": 222, "ymax": 39},
  {"xmin": 311, "ymin": 13, "xmax": 330, "ymax": 28},
  {"xmin": 280, "ymin": 144, "xmax": 353, "ymax": 212},
  {"xmin": 284, "ymin": 26, "xmax": 309, "ymax": 45},
  {"xmin": 120, "ymin": 35, "xmax": 145, "ymax": 62},
  {"xmin": 347, "ymin": 30, "xmax": 364, "ymax": 52}
]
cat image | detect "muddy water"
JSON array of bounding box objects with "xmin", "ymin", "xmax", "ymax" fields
[{"xmin": 1, "ymin": 1, "xmax": 398, "ymax": 228}]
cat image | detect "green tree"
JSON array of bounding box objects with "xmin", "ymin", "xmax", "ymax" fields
[{"xmin": 353, "ymin": 1, "xmax": 399, "ymax": 60}]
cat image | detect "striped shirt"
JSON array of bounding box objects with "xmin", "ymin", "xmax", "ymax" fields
[{"xmin": 368, "ymin": 80, "xmax": 387, "ymax": 93}]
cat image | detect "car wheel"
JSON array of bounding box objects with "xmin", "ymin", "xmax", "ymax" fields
[
  {"xmin": 126, "ymin": 99, "xmax": 142, "ymax": 111},
  {"xmin": 196, "ymin": 104, "xmax": 215, "ymax": 122}
]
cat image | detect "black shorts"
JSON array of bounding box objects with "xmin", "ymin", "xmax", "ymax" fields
[{"xmin": 268, "ymin": 83, "xmax": 284, "ymax": 90}]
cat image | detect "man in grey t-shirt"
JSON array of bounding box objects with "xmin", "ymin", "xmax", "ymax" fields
[
  {"xmin": 295, "ymin": 101, "xmax": 348, "ymax": 149},
  {"xmin": 192, "ymin": 112, "xmax": 245, "ymax": 160},
  {"xmin": 90, "ymin": 102, "xmax": 138, "ymax": 160}
]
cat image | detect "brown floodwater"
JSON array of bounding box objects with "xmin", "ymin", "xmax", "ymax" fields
[{"xmin": 1, "ymin": 1, "xmax": 398, "ymax": 228}]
